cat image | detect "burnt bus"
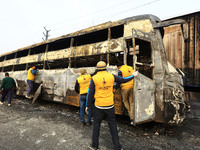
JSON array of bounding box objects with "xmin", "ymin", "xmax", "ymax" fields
[{"xmin": 0, "ymin": 14, "xmax": 187, "ymax": 125}]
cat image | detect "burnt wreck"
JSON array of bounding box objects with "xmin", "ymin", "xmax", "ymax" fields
[{"xmin": 0, "ymin": 14, "xmax": 187, "ymax": 125}]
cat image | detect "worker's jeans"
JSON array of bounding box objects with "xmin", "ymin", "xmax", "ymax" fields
[
  {"xmin": 27, "ymin": 80, "xmax": 34, "ymax": 96},
  {"xmin": 121, "ymin": 88, "xmax": 133, "ymax": 120},
  {"xmin": 80, "ymin": 94, "xmax": 92, "ymax": 123},
  {"xmin": 1, "ymin": 87, "xmax": 13, "ymax": 104},
  {"xmin": 92, "ymin": 106, "xmax": 122, "ymax": 150}
]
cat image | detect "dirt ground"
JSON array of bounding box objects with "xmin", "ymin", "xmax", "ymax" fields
[{"xmin": 0, "ymin": 97, "xmax": 200, "ymax": 150}]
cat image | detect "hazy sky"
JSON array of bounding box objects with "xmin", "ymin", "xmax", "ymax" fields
[{"xmin": 0, "ymin": 0, "xmax": 199, "ymax": 55}]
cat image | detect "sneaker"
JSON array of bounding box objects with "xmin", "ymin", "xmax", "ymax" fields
[
  {"xmin": 88, "ymin": 145, "xmax": 99, "ymax": 150},
  {"xmin": 81, "ymin": 122, "xmax": 85, "ymax": 126},
  {"xmin": 0, "ymin": 101, "xmax": 4, "ymax": 105},
  {"xmin": 8, "ymin": 104, "xmax": 11, "ymax": 107},
  {"xmin": 86, "ymin": 122, "xmax": 92, "ymax": 126},
  {"xmin": 25, "ymin": 95, "xmax": 32, "ymax": 99},
  {"xmin": 130, "ymin": 121, "xmax": 134, "ymax": 125}
]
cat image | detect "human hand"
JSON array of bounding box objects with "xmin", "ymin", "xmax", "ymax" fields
[
  {"xmin": 85, "ymin": 107, "xmax": 89, "ymax": 115},
  {"xmin": 113, "ymin": 89, "xmax": 116, "ymax": 93},
  {"xmin": 132, "ymin": 70, "xmax": 138, "ymax": 77}
]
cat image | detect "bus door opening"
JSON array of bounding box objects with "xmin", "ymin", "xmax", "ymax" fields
[{"xmin": 130, "ymin": 37, "xmax": 155, "ymax": 125}]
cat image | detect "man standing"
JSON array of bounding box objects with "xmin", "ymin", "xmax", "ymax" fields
[
  {"xmin": 86, "ymin": 61, "xmax": 138, "ymax": 150},
  {"xmin": 114, "ymin": 63, "xmax": 134, "ymax": 125},
  {"xmin": 0, "ymin": 73, "xmax": 16, "ymax": 106},
  {"xmin": 26, "ymin": 66, "xmax": 38, "ymax": 99},
  {"xmin": 75, "ymin": 68, "xmax": 92, "ymax": 126}
]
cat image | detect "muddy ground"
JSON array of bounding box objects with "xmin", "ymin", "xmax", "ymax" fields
[{"xmin": 0, "ymin": 97, "xmax": 200, "ymax": 150}]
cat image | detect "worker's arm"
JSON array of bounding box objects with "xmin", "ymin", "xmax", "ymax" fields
[
  {"xmin": 113, "ymin": 71, "xmax": 138, "ymax": 83},
  {"xmin": 75, "ymin": 80, "xmax": 80, "ymax": 94},
  {"xmin": 86, "ymin": 79, "xmax": 95, "ymax": 109},
  {"xmin": 31, "ymin": 69, "xmax": 38, "ymax": 75},
  {"xmin": 114, "ymin": 70, "xmax": 122, "ymax": 90},
  {"xmin": 113, "ymin": 74, "xmax": 134, "ymax": 83}
]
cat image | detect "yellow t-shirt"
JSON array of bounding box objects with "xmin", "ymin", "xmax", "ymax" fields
[
  {"xmin": 92, "ymin": 71, "xmax": 115, "ymax": 106},
  {"xmin": 119, "ymin": 65, "xmax": 134, "ymax": 89},
  {"xmin": 77, "ymin": 74, "xmax": 91, "ymax": 94},
  {"xmin": 27, "ymin": 68, "xmax": 35, "ymax": 81}
]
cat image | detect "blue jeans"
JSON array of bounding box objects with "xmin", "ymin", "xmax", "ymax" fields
[
  {"xmin": 27, "ymin": 80, "xmax": 34, "ymax": 96},
  {"xmin": 80, "ymin": 94, "xmax": 92, "ymax": 123}
]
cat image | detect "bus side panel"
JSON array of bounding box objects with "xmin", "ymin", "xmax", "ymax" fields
[{"xmin": 64, "ymin": 69, "xmax": 80, "ymax": 107}]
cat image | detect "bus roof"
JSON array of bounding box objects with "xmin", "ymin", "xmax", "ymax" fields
[{"xmin": 0, "ymin": 14, "xmax": 160, "ymax": 57}]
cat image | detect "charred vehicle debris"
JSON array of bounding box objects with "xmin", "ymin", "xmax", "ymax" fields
[{"xmin": 0, "ymin": 14, "xmax": 188, "ymax": 125}]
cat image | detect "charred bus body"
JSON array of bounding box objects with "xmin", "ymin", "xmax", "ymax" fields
[{"xmin": 0, "ymin": 15, "xmax": 187, "ymax": 125}]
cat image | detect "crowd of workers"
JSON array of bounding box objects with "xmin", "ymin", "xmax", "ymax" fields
[
  {"xmin": 75, "ymin": 61, "xmax": 138, "ymax": 150},
  {"xmin": 0, "ymin": 61, "xmax": 138, "ymax": 150},
  {"xmin": 0, "ymin": 66, "xmax": 38, "ymax": 106}
]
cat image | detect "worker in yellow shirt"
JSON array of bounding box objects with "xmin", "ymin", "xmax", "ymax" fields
[
  {"xmin": 114, "ymin": 63, "xmax": 134, "ymax": 125},
  {"xmin": 75, "ymin": 68, "xmax": 92, "ymax": 126},
  {"xmin": 86, "ymin": 61, "xmax": 138, "ymax": 150},
  {"xmin": 26, "ymin": 66, "xmax": 38, "ymax": 99}
]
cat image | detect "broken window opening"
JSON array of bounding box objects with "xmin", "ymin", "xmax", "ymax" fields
[
  {"xmin": 28, "ymin": 61, "xmax": 44, "ymax": 70},
  {"xmin": 135, "ymin": 38, "xmax": 153, "ymax": 79},
  {"xmin": 48, "ymin": 38, "xmax": 71, "ymax": 52},
  {"xmin": 14, "ymin": 64, "xmax": 27, "ymax": 71},
  {"xmin": 16, "ymin": 49, "xmax": 29, "ymax": 58},
  {"xmin": 45, "ymin": 58, "xmax": 69, "ymax": 69},
  {"xmin": 0, "ymin": 56, "xmax": 5, "ymax": 62},
  {"xmin": 3, "ymin": 65, "xmax": 13, "ymax": 72},
  {"xmin": 109, "ymin": 52, "xmax": 124, "ymax": 66},
  {"xmin": 5, "ymin": 53, "xmax": 16, "ymax": 60},
  {"xmin": 110, "ymin": 25, "xmax": 124, "ymax": 39},
  {"xmin": 71, "ymin": 54, "xmax": 107, "ymax": 68},
  {"xmin": 73, "ymin": 29, "xmax": 108, "ymax": 47},
  {"xmin": 30, "ymin": 44, "xmax": 46, "ymax": 55},
  {"xmin": 126, "ymin": 40, "xmax": 134, "ymax": 66}
]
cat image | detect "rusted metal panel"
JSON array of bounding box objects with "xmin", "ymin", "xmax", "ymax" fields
[
  {"xmin": 94, "ymin": 41, "xmax": 108, "ymax": 54},
  {"xmin": 75, "ymin": 45, "xmax": 87, "ymax": 57},
  {"xmin": 164, "ymin": 70, "xmax": 185, "ymax": 124},
  {"xmin": 195, "ymin": 16, "xmax": 200, "ymax": 85},
  {"xmin": 163, "ymin": 14, "xmax": 200, "ymax": 87},
  {"xmin": 0, "ymin": 39, "xmax": 124, "ymax": 68},
  {"xmin": 109, "ymin": 38, "xmax": 123, "ymax": 52},
  {"xmin": 124, "ymin": 19, "xmax": 153, "ymax": 37},
  {"xmin": 163, "ymin": 25, "xmax": 184, "ymax": 68},
  {"xmin": 134, "ymin": 73, "xmax": 155, "ymax": 124},
  {"xmin": 65, "ymin": 90, "xmax": 79, "ymax": 106},
  {"xmin": 177, "ymin": 31, "xmax": 183, "ymax": 68},
  {"xmin": 1, "ymin": 59, "xmax": 15, "ymax": 67},
  {"xmin": 189, "ymin": 17, "xmax": 195, "ymax": 69},
  {"xmin": 32, "ymin": 84, "xmax": 42, "ymax": 104},
  {"xmin": 46, "ymin": 49, "xmax": 66, "ymax": 60}
]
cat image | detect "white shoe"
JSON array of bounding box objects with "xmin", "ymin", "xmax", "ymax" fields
[
  {"xmin": 25, "ymin": 95, "xmax": 32, "ymax": 99},
  {"xmin": 8, "ymin": 104, "xmax": 11, "ymax": 107},
  {"xmin": 130, "ymin": 121, "xmax": 134, "ymax": 125},
  {"xmin": 0, "ymin": 101, "xmax": 4, "ymax": 105}
]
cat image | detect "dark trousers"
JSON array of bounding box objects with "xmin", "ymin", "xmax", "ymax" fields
[
  {"xmin": 27, "ymin": 80, "xmax": 34, "ymax": 96},
  {"xmin": 1, "ymin": 88, "xmax": 13, "ymax": 104},
  {"xmin": 92, "ymin": 106, "xmax": 122, "ymax": 150}
]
